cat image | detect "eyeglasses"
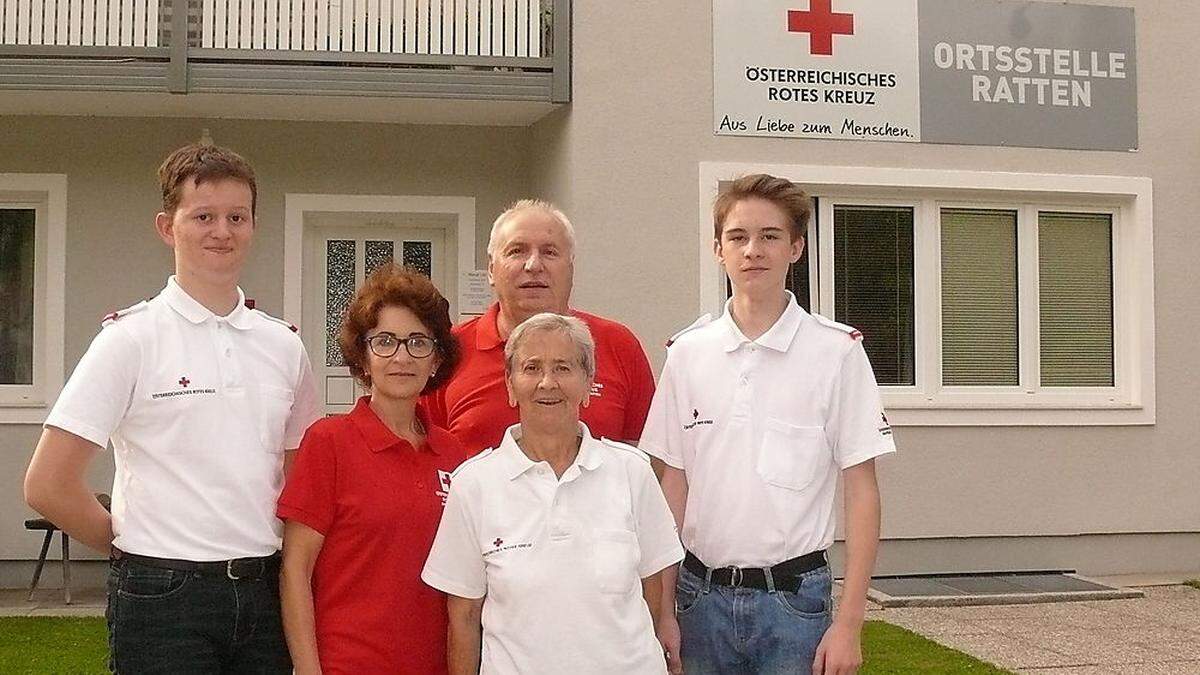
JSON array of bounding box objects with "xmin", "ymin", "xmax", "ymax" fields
[{"xmin": 362, "ymin": 332, "xmax": 438, "ymax": 359}]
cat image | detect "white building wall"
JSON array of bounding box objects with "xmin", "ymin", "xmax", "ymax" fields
[
  {"xmin": 530, "ymin": 0, "xmax": 1200, "ymax": 575},
  {"xmin": 0, "ymin": 115, "xmax": 530, "ymax": 578}
]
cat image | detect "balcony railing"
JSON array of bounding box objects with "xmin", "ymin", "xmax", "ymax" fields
[{"xmin": 0, "ymin": 0, "xmax": 568, "ymax": 101}]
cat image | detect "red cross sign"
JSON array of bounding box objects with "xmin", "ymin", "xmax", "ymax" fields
[
  {"xmin": 787, "ymin": 0, "xmax": 855, "ymax": 56},
  {"xmin": 179, "ymin": 377, "xmax": 190, "ymax": 388},
  {"xmin": 493, "ymin": 538, "xmax": 504, "ymax": 547}
]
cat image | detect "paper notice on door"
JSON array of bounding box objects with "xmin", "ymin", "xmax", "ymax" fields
[{"xmin": 459, "ymin": 270, "xmax": 492, "ymax": 317}]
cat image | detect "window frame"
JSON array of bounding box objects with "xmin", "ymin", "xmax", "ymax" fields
[
  {"xmin": 0, "ymin": 174, "xmax": 67, "ymax": 423},
  {"xmin": 698, "ymin": 162, "xmax": 1154, "ymax": 426}
]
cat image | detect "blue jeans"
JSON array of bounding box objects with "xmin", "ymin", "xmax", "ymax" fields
[
  {"xmin": 106, "ymin": 557, "xmax": 291, "ymax": 674},
  {"xmin": 675, "ymin": 562, "xmax": 833, "ymax": 675}
]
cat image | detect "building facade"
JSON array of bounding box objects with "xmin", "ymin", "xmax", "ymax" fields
[{"xmin": 1, "ymin": 0, "xmax": 1196, "ymax": 586}]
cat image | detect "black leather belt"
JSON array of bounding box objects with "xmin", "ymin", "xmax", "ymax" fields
[
  {"xmin": 113, "ymin": 549, "xmax": 280, "ymax": 580},
  {"xmin": 683, "ymin": 549, "xmax": 827, "ymax": 593}
]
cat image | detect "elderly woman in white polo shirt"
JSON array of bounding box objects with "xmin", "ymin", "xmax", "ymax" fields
[{"xmin": 422, "ymin": 312, "xmax": 683, "ymax": 674}]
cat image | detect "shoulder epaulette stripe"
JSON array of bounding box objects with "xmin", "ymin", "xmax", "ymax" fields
[
  {"xmin": 450, "ymin": 447, "xmax": 497, "ymax": 479},
  {"xmin": 666, "ymin": 313, "xmax": 713, "ymax": 347},
  {"xmin": 812, "ymin": 313, "xmax": 863, "ymax": 340},
  {"xmin": 101, "ymin": 300, "xmax": 149, "ymax": 326},
  {"xmin": 599, "ymin": 437, "xmax": 651, "ymax": 463},
  {"xmin": 252, "ymin": 308, "xmax": 300, "ymax": 333}
]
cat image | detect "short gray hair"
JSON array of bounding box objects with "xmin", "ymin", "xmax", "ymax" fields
[
  {"xmin": 486, "ymin": 199, "xmax": 577, "ymax": 260},
  {"xmin": 504, "ymin": 313, "xmax": 596, "ymax": 380}
]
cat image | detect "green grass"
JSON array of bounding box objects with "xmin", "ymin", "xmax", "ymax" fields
[
  {"xmin": 0, "ymin": 617, "xmax": 1008, "ymax": 674},
  {"xmin": 1186, "ymin": 579, "xmax": 1200, "ymax": 590},
  {"xmin": 0, "ymin": 617, "xmax": 109, "ymax": 673},
  {"xmin": 861, "ymin": 620, "xmax": 1012, "ymax": 674}
]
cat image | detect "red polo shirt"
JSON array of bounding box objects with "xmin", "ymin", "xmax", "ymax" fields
[
  {"xmin": 277, "ymin": 397, "xmax": 468, "ymax": 675},
  {"xmin": 424, "ymin": 303, "xmax": 656, "ymax": 454}
]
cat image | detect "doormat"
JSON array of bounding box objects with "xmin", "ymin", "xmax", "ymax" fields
[{"xmin": 867, "ymin": 571, "xmax": 1143, "ymax": 607}]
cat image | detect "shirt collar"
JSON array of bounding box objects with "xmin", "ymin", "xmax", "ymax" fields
[
  {"xmin": 476, "ymin": 303, "xmax": 583, "ymax": 351},
  {"xmin": 348, "ymin": 396, "xmax": 441, "ymax": 454},
  {"xmin": 161, "ymin": 276, "xmax": 253, "ymax": 330},
  {"xmin": 497, "ymin": 421, "xmax": 604, "ymax": 481},
  {"xmin": 717, "ymin": 291, "xmax": 806, "ymax": 353},
  {"xmin": 476, "ymin": 303, "xmax": 504, "ymax": 351}
]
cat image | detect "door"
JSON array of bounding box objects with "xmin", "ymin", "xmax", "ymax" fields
[{"xmin": 304, "ymin": 223, "xmax": 447, "ymax": 415}]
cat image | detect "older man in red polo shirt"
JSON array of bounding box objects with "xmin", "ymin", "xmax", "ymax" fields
[{"xmin": 424, "ymin": 199, "xmax": 655, "ymax": 454}]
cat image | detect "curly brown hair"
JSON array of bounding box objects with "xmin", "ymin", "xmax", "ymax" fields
[
  {"xmin": 339, "ymin": 264, "xmax": 460, "ymax": 393},
  {"xmin": 713, "ymin": 173, "xmax": 812, "ymax": 242},
  {"xmin": 157, "ymin": 143, "xmax": 258, "ymax": 215}
]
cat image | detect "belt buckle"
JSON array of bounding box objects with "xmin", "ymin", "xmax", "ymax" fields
[
  {"xmin": 728, "ymin": 566, "xmax": 743, "ymax": 588},
  {"xmin": 226, "ymin": 560, "xmax": 242, "ymax": 581}
]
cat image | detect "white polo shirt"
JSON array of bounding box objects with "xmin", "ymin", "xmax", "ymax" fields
[
  {"xmin": 640, "ymin": 293, "xmax": 895, "ymax": 568},
  {"xmin": 45, "ymin": 276, "xmax": 321, "ymax": 561},
  {"xmin": 421, "ymin": 423, "xmax": 683, "ymax": 675}
]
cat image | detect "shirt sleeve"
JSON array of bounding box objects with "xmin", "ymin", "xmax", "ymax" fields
[
  {"xmin": 276, "ymin": 425, "xmax": 338, "ymax": 534},
  {"xmin": 44, "ymin": 324, "xmax": 139, "ymax": 449},
  {"xmin": 638, "ymin": 351, "xmax": 684, "ymax": 469},
  {"xmin": 618, "ymin": 331, "xmax": 656, "ymax": 444},
  {"xmin": 421, "ymin": 475, "xmax": 487, "ymax": 599},
  {"xmin": 631, "ymin": 459, "xmax": 684, "ymax": 578},
  {"xmin": 283, "ymin": 343, "xmax": 322, "ymax": 451},
  {"xmin": 829, "ymin": 341, "xmax": 896, "ymax": 470}
]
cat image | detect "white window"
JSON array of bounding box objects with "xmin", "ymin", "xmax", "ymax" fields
[
  {"xmin": 0, "ymin": 175, "xmax": 66, "ymax": 423},
  {"xmin": 699, "ymin": 163, "xmax": 1154, "ymax": 426}
]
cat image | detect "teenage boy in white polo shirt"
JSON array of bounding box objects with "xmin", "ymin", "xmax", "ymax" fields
[
  {"xmin": 24, "ymin": 143, "xmax": 320, "ymax": 673},
  {"xmin": 641, "ymin": 174, "xmax": 895, "ymax": 675}
]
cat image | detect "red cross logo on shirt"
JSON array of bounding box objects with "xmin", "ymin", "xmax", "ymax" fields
[
  {"xmin": 787, "ymin": 0, "xmax": 855, "ymax": 56},
  {"xmin": 178, "ymin": 376, "xmax": 190, "ymax": 388},
  {"xmin": 493, "ymin": 538, "xmax": 504, "ymax": 548}
]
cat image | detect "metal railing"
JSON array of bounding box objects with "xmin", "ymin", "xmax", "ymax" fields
[
  {"xmin": 0, "ymin": 0, "xmax": 567, "ymax": 99},
  {"xmin": 199, "ymin": 0, "xmax": 546, "ymax": 56},
  {"xmin": 1, "ymin": 0, "xmax": 162, "ymax": 46},
  {"xmin": 1, "ymin": 0, "xmax": 547, "ymax": 55}
]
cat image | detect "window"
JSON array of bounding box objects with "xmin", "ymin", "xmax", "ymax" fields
[
  {"xmin": 832, "ymin": 205, "xmax": 915, "ymax": 386},
  {"xmin": 702, "ymin": 163, "xmax": 1154, "ymax": 425},
  {"xmin": 0, "ymin": 209, "xmax": 36, "ymax": 386},
  {"xmin": 1038, "ymin": 212, "xmax": 1114, "ymax": 387},
  {"xmin": 0, "ymin": 174, "xmax": 66, "ymax": 422},
  {"xmin": 940, "ymin": 208, "xmax": 1019, "ymax": 387}
]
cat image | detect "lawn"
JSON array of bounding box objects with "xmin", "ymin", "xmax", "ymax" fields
[
  {"xmin": 0, "ymin": 617, "xmax": 1010, "ymax": 673},
  {"xmin": 861, "ymin": 620, "xmax": 1012, "ymax": 674},
  {"xmin": 0, "ymin": 617, "xmax": 109, "ymax": 673}
]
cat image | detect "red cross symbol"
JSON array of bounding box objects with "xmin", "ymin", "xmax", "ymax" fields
[
  {"xmin": 493, "ymin": 538, "xmax": 504, "ymax": 547},
  {"xmin": 787, "ymin": 0, "xmax": 855, "ymax": 56},
  {"xmin": 178, "ymin": 377, "xmax": 190, "ymax": 388}
]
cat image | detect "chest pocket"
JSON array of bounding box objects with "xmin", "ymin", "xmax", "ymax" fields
[
  {"xmin": 756, "ymin": 419, "xmax": 830, "ymax": 492},
  {"xmin": 257, "ymin": 386, "xmax": 294, "ymax": 452},
  {"xmin": 592, "ymin": 529, "xmax": 641, "ymax": 595}
]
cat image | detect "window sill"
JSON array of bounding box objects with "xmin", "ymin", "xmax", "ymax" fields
[
  {"xmin": 0, "ymin": 405, "xmax": 50, "ymax": 424},
  {"xmin": 883, "ymin": 401, "xmax": 1152, "ymax": 427}
]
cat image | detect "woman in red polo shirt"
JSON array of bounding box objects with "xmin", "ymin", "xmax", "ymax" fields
[{"xmin": 278, "ymin": 264, "xmax": 468, "ymax": 674}]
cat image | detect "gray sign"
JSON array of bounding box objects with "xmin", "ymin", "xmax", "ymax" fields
[{"xmin": 918, "ymin": 0, "xmax": 1137, "ymax": 151}]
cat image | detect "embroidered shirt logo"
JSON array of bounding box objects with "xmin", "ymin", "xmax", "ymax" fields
[
  {"xmin": 878, "ymin": 411, "xmax": 892, "ymax": 437},
  {"xmin": 151, "ymin": 375, "xmax": 216, "ymax": 400},
  {"xmin": 436, "ymin": 470, "xmax": 453, "ymax": 505},
  {"xmin": 589, "ymin": 382, "xmax": 604, "ymax": 398},
  {"xmin": 683, "ymin": 408, "xmax": 715, "ymax": 430},
  {"xmin": 483, "ymin": 537, "xmax": 533, "ymax": 557}
]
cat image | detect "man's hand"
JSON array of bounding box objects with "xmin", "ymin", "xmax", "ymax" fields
[
  {"xmin": 812, "ymin": 619, "xmax": 862, "ymax": 675},
  {"xmin": 657, "ymin": 611, "xmax": 683, "ymax": 674}
]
